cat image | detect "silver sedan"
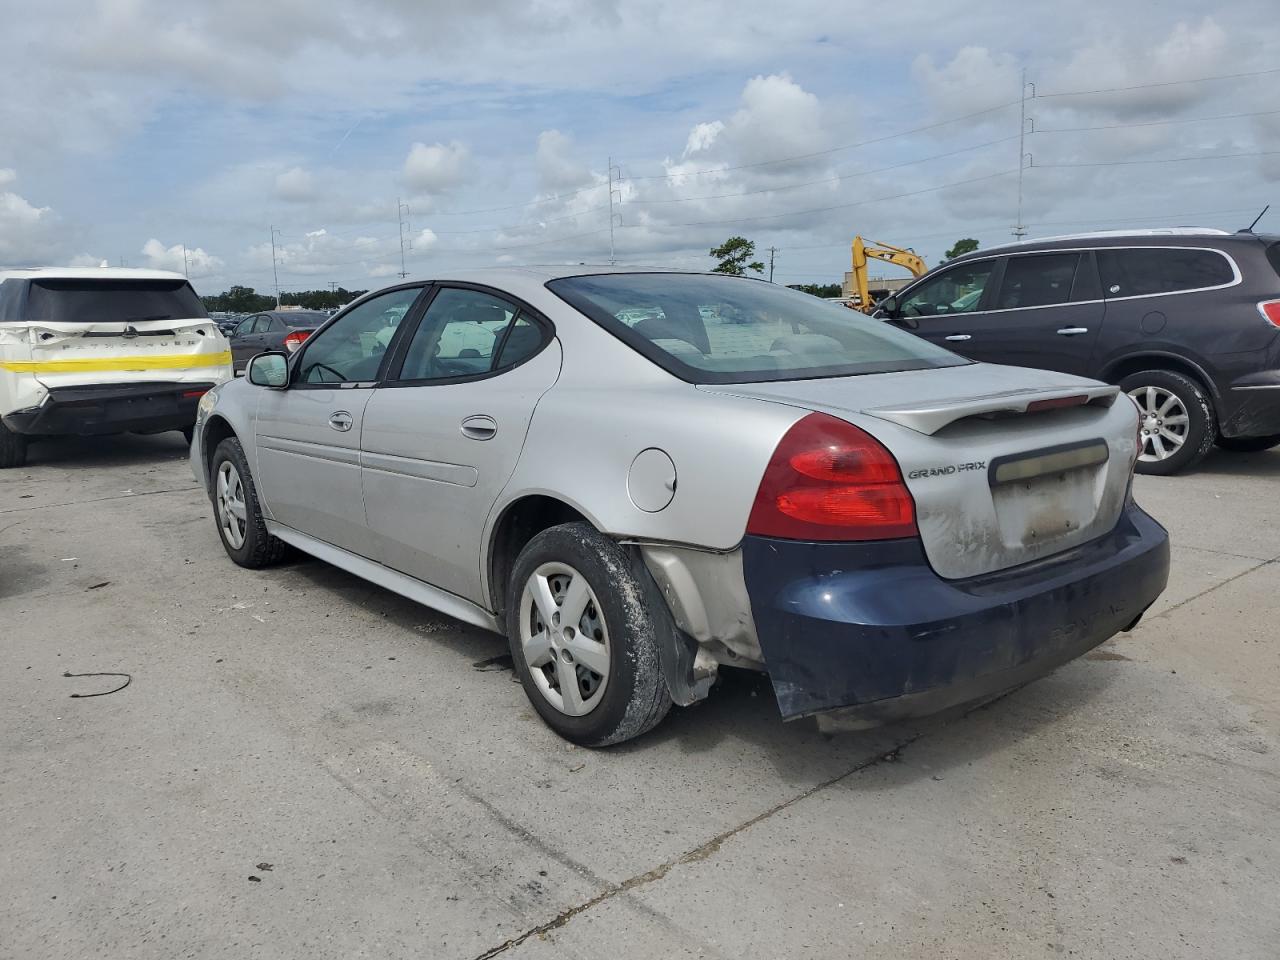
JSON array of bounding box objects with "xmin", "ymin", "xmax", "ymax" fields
[{"xmin": 191, "ymin": 268, "xmax": 1169, "ymax": 745}]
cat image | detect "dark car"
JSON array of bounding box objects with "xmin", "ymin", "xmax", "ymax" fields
[
  {"xmin": 875, "ymin": 228, "xmax": 1280, "ymax": 474},
  {"xmin": 228, "ymin": 310, "xmax": 329, "ymax": 372}
]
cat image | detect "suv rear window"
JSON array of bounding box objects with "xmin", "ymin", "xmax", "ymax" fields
[
  {"xmin": 25, "ymin": 279, "xmax": 208, "ymax": 324},
  {"xmin": 548, "ymin": 272, "xmax": 967, "ymax": 384},
  {"xmin": 1097, "ymin": 248, "xmax": 1234, "ymax": 298}
]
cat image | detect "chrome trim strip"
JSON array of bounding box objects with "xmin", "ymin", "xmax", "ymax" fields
[
  {"xmin": 258, "ymin": 434, "xmax": 361, "ymax": 466},
  {"xmin": 360, "ymin": 449, "xmax": 479, "ymax": 487}
]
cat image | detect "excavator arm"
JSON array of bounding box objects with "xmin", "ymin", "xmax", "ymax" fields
[{"xmin": 850, "ymin": 236, "xmax": 927, "ymax": 313}]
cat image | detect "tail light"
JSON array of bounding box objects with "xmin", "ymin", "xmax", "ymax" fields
[
  {"xmin": 1258, "ymin": 300, "xmax": 1280, "ymax": 327},
  {"xmin": 284, "ymin": 330, "xmax": 311, "ymax": 352},
  {"xmin": 747, "ymin": 413, "xmax": 917, "ymax": 541}
]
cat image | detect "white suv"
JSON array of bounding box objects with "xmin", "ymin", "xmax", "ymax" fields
[{"xmin": 0, "ymin": 267, "xmax": 232, "ymax": 467}]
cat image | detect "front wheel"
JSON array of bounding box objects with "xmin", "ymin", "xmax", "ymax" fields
[
  {"xmin": 1214, "ymin": 434, "xmax": 1280, "ymax": 453},
  {"xmin": 0, "ymin": 421, "xmax": 27, "ymax": 469},
  {"xmin": 1120, "ymin": 370, "xmax": 1216, "ymax": 476},
  {"xmin": 210, "ymin": 437, "xmax": 288, "ymax": 567},
  {"xmin": 506, "ymin": 522, "xmax": 671, "ymax": 747}
]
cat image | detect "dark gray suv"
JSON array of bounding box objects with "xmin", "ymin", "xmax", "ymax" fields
[{"xmin": 875, "ymin": 229, "xmax": 1280, "ymax": 474}]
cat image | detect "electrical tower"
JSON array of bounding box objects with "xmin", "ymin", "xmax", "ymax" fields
[
  {"xmin": 767, "ymin": 246, "xmax": 777, "ymax": 283},
  {"xmin": 397, "ymin": 199, "xmax": 412, "ymax": 278},
  {"xmin": 269, "ymin": 226, "xmax": 282, "ymax": 307},
  {"xmin": 1014, "ymin": 70, "xmax": 1035, "ymax": 240},
  {"xmin": 607, "ymin": 158, "xmax": 622, "ymax": 265}
]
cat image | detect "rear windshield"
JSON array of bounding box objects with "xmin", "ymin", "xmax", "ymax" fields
[
  {"xmin": 548, "ymin": 273, "xmax": 967, "ymax": 384},
  {"xmin": 281, "ymin": 312, "xmax": 328, "ymax": 328},
  {"xmin": 26, "ymin": 279, "xmax": 208, "ymax": 323}
]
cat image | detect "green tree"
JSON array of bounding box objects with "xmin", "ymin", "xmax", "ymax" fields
[
  {"xmin": 787, "ymin": 282, "xmax": 843, "ymax": 298},
  {"xmin": 709, "ymin": 236, "xmax": 765, "ymax": 276},
  {"xmin": 941, "ymin": 238, "xmax": 980, "ymax": 263}
]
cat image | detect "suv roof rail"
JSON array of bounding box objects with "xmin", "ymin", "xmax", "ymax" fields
[{"xmin": 981, "ymin": 227, "xmax": 1233, "ymax": 255}]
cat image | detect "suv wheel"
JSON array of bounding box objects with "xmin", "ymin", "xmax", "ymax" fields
[
  {"xmin": 506, "ymin": 522, "xmax": 671, "ymax": 747},
  {"xmin": 1215, "ymin": 434, "xmax": 1280, "ymax": 453},
  {"xmin": 0, "ymin": 421, "xmax": 28, "ymax": 469},
  {"xmin": 1120, "ymin": 370, "xmax": 1216, "ymax": 476}
]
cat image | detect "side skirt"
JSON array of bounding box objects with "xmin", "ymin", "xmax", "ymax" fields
[{"xmin": 266, "ymin": 522, "xmax": 501, "ymax": 634}]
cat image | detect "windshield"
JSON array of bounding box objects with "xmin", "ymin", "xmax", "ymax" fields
[
  {"xmin": 548, "ymin": 273, "xmax": 967, "ymax": 384},
  {"xmin": 26, "ymin": 279, "xmax": 208, "ymax": 324}
]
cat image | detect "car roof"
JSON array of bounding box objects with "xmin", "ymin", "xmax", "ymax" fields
[
  {"xmin": 0, "ymin": 266, "xmax": 189, "ymax": 282},
  {"xmin": 411, "ymin": 265, "xmax": 756, "ymax": 286},
  {"xmin": 951, "ymin": 228, "xmax": 1277, "ymax": 262}
]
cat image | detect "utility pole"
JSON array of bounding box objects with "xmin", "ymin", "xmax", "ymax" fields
[
  {"xmin": 767, "ymin": 246, "xmax": 777, "ymax": 283},
  {"xmin": 607, "ymin": 157, "xmax": 622, "ymax": 265},
  {"xmin": 269, "ymin": 226, "xmax": 282, "ymax": 307},
  {"xmin": 182, "ymin": 243, "xmax": 190, "ymax": 278},
  {"xmin": 397, "ymin": 198, "xmax": 411, "ymax": 278},
  {"xmin": 329, "ymin": 281, "xmax": 338, "ymax": 293},
  {"xmin": 1014, "ymin": 69, "xmax": 1035, "ymax": 240}
]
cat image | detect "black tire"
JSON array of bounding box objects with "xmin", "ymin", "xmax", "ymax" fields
[
  {"xmin": 506, "ymin": 522, "xmax": 671, "ymax": 747},
  {"xmin": 1120, "ymin": 369, "xmax": 1216, "ymax": 476},
  {"xmin": 1214, "ymin": 434, "xmax": 1280, "ymax": 453},
  {"xmin": 209, "ymin": 436, "xmax": 288, "ymax": 567},
  {"xmin": 0, "ymin": 421, "xmax": 28, "ymax": 469}
]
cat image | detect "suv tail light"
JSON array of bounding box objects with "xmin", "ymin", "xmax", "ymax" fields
[
  {"xmin": 747, "ymin": 413, "xmax": 917, "ymax": 541},
  {"xmin": 284, "ymin": 329, "xmax": 311, "ymax": 352},
  {"xmin": 1258, "ymin": 301, "xmax": 1280, "ymax": 328}
]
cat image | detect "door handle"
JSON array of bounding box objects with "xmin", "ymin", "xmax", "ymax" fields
[
  {"xmin": 328, "ymin": 411, "xmax": 354, "ymax": 432},
  {"xmin": 460, "ymin": 415, "xmax": 497, "ymax": 441},
  {"xmin": 1057, "ymin": 327, "xmax": 1089, "ymax": 336},
  {"xmin": 944, "ymin": 334, "xmax": 972, "ymax": 342}
]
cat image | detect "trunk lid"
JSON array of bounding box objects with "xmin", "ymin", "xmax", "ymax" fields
[{"xmin": 704, "ymin": 363, "xmax": 1139, "ymax": 580}]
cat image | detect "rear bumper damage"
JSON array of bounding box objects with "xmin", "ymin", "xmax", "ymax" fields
[
  {"xmin": 742, "ymin": 504, "xmax": 1169, "ymax": 728},
  {"xmin": 1222, "ymin": 373, "xmax": 1280, "ymax": 438},
  {"xmin": 1, "ymin": 381, "xmax": 213, "ymax": 436}
]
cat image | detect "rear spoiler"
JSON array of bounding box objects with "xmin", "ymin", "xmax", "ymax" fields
[{"xmin": 863, "ymin": 384, "xmax": 1119, "ymax": 436}]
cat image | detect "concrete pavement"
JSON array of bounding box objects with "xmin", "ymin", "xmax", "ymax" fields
[{"xmin": 1, "ymin": 433, "xmax": 1277, "ymax": 959}]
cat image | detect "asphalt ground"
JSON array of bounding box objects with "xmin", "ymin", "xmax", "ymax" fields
[{"xmin": 2, "ymin": 433, "xmax": 1277, "ymax": 959}]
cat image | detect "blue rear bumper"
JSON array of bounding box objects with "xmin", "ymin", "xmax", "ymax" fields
[{"xmin": 742, "ymin": 504, "xmax": 1169, "ymax": 725}]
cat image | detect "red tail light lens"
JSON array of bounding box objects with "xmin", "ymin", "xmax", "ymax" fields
[
  {"xmin": 284, "ymin": 330, "xmax": 310, "ymax": 352},
  {"xmin": 747, "ymin": 413, "xmax": 917, "ymax": 541},
  {"xmin": 1258, "ymin": 300, "xmax": 1280, "ymax": 328}
]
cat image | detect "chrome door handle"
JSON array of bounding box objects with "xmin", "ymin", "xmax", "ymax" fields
[
  {"xmin": 944, "ymin": 334, "xmax": 972, "ymax": 342},
  {"xmin": 1057, "ymin": 327, "xmax": 1089, "ymax": 336},
  {"xmin": 328, "ymin": 411, "xmax": 354, "ymax": 432},
  {"xmin": 460, "ymin": 415, "xmax": 497, "ymax": 441}
]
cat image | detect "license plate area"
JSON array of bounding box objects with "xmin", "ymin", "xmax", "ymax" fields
[{"xmin": 988, "ymin": 440, "xmax": 1110, "ymax": 550}]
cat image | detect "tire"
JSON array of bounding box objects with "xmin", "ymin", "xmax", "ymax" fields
[
  {"xmin": 209, "ymin": 436, "xmax": 288, "ymax": 567},
  {"xmin": 1214, "ymin": 434, "xmax": 1280, "ymax": 453},
  {"xmin": 1120, "ymin": 370, "xmax": 1216, "ymax": 476},
  {"xmin": 0, "ymin": 421, "xmax": 28, "ymax": 469},
  {"xmin": 506, "ymin": 522, "xmax": 671, "ymax": 747}
]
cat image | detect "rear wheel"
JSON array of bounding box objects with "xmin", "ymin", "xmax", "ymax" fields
[
  {"xmin": 1120, "ymin": 370, "xmax": 1216, "ymax": 476},
  {"xmin": 210, "ymin": 437, "xmax": 288, "ymax": 567},
  {"xmin": 1214, "ymin": 434, "xmax": 1280, "ymax": 453},
  {"xmin": 0, "ymin": 421, "xmax": 28, "ymax": 469},
  {"xmin": 506, "ymin": 522, "xmax": 670, "ymax": 747}
]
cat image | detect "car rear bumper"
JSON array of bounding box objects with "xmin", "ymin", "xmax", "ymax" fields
[
  {"xmin": 1, "ymin": 381, "xmax": 213, "ymax": 436},
  {"xmin": 1222, "ymin": 373, "xmax": 1280, "ymax": 437},
  {"xmin": 741, "ymin": 503, "xmax": 1169, "ymax": 725}
]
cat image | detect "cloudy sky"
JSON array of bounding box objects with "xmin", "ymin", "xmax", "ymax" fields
[{"xmin": 2, "ymin": 0, "xmax": 1279, "ymax": 294}]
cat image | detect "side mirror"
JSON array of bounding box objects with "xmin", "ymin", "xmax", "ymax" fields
[{"xmin": 247, "ymin": 352, "xmax": 289, "ymax": 388}]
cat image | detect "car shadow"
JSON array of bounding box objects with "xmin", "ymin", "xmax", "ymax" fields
[
  {"xmin": 1191, "ymin": 445, "xmax": 1280, "ymax": 477},
  {"xmin": 271, "ymin": 552, "xmax": 1113, "ymax": 783},
  {"xmin": 21, "ymin": 431, "xmax": 192, "ymax": 469}
]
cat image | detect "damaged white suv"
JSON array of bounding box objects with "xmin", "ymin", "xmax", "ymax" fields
[{"xmin": 0, "ymin": 268, "xmax": 232, "ymax": 467}]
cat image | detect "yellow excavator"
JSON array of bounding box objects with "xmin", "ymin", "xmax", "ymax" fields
[{"xmin": 850, "ymin": 236, "xmax": 927, "ymax": 313}]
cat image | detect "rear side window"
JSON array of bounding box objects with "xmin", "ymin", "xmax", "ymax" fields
[
  {"xmin": 996, "ymin": 253, "xmax": 1078, "ymax": 309},
  {"xmin": 1097, "ymin": 248, "xmax": 1235, "ymax": 298},
  {"xmin": 1266, "ymin": 242, "xmax": 1280, "ymax": 278},
  {"xmin": 25, "ymin": 279, "xmax": 208, "ymax": 323},
  {"xmin": 397, "ymin": 287, "xmax": 545, "ymax": 382}
]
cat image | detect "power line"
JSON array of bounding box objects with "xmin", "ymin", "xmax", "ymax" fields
[
  {"xmin": 1034, "ymin": 148, "xmax": 1280, "ymax": 168},
  {"xmin": 1036, "ymin": 107, "xmax": 1280, "ymax": 134},
  {"xmin": 1037, "ymin": 66, "xmax": 1280, "ymax": 99}
]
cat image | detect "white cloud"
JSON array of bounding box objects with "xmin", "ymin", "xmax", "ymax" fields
[
  {"xmin": 535, "ymin": 130, "xmax": 594, "ymax": 191},
  {"xmin": 141, "ymin": 239, "xmax": 224, "ymax": 277},
  {"xmin": 0, "ymin": 170, "xmax": 61, "ymax": 265},
  {"xmin": 403, "ymin": 141, "xmax": 470, "ymax": 194},
  {"xmin": 275, "ymin": 166, "xmax": 317, "ymax": 202}
]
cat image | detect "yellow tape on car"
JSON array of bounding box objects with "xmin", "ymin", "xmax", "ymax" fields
[{"xmin": 0, "ymin": 351, "xmax": 233, "ymax": 373}]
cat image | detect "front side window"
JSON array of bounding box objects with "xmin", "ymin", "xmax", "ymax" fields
[
  {"xmin": 1097, "ymin": 248, "xmax": 1235, "ymax": 298},
  {"xmin": 896, "ymin": 261, "xmax": 996, "ymax": 318},
  {"xmin": 295, "ymin": 287, "xmax": 422, "ymax": 384},
  {"xmin": 995, "ymin": 253, "xmax": 1079, "ymax": 309},
  {"xmin": 397, "ymin": 287, "xmax": 543, "ymax": 381},
  {"xmin": 548, "ymin": 272, "xmax": 966, "ymax": 384},
  {"xmin": 233, "ymin": 318, "xmax": 256, "ymax": 337}
]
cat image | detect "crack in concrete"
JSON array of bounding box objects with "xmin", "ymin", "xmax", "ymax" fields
[
  {"xmin": 1147, "ymin": 553, "xmax": 1280, "ymax": 623},
  {"xmin": 0, "ymin": 485, "xmax": 197, "ymax": 515},
  {"xmin": 469, "ymin": 733, "xmax": 922, "ymax": 960}
]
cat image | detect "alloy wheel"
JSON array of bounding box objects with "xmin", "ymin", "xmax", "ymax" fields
[
  {"xmin": 1127, "ymin": 385, "xmax": 1190, "ymax": 463},
  {"xmin": 216, "ymin": 460, "xmax": 248, "ymax": 549},
  {"xmin": 518, "ymin": 562, "xmax": 610, "ymax": 716}
]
